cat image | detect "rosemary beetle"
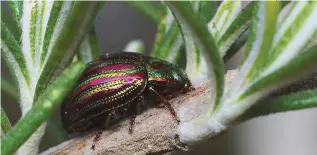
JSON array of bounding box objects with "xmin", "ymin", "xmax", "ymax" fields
[{"xmin": 61, "ymin": 52, "xmax": 192, "ymax": 148}]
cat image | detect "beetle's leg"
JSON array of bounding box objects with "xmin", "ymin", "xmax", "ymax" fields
[
  {"xmin": 91, "ymin": 113, "xmax": 112, "ymax": 150},
  {"xmin": 149, "ymin": 87, "xmax": 180, "ymax": 124},
  {"xmin": 129, "ymin": 114, "xmax": 136, "ymax": 134},
  {"xmin": 129, "ymin": 96, "xmax": 144, "ymax": 134},
  {"xmin": 129, "ymin": 97, "xmax": 143, "ymax": 134},
  {"xmin": 91, "ymin": 129, "xmax": 104, "ymax": 150}
]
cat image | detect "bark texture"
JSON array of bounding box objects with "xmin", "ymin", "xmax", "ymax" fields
[
  {"xmin": 39, "ymin": 69, "xmax": 239, "ymax": 155},
  {"xmin": 39, "ymin": 70, "xmax": 316, "ymax": 155},
  {"xmin": 39, "ymin": 82, "xmax": 212, "ymax": 155}
]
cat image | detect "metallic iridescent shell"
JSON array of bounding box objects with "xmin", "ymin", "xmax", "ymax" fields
[
  {"xmin": 143, "ymin": 56, "xmax": 191, "ymax": 96},
  {"xmin": 62, "ymin": 52, "xmax": 191, "ymax": 133}
]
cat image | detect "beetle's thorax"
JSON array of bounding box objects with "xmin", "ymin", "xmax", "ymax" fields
[{"xmin": 143, "ymin": 56, "xmax": 192, "ymax": 96}]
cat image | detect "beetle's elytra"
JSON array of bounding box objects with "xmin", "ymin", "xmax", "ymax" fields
[{"xmin": 61, "ymin": 52, "xmax": 192, "ymax": 135}]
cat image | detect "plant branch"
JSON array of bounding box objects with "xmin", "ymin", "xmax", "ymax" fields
[
  {"xmin": 39, "ymin": 70, "xmax": 316, "ymax": 155},
  {"xmin": 39, "ymin": 81, "xmax": 213, "ymax": 155}
]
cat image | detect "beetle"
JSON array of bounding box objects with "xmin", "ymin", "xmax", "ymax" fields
[{"xmin": 61, "ymin": 52, "xmax": 192, "ymax": 148}]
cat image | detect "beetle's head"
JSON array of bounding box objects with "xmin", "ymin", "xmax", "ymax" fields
[
  {"xmin": 144, "ymin": 56, "xmax": 193, "ymax": 97},
  {"xmin": 169, "ymin": 66, "xmax": 192, "ymax": 92}
]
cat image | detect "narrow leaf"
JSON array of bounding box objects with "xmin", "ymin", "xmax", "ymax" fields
[
  {"xmin": 8, "ymin": 1, "xmax": 23, "ymax": 26},
  {"xmin": 34, "ymin": 0, "xmax": 52, "ymax": 71},
  {"xmin": 29, "ymin": 1, "xmax": 38, "ymax": 62},
  {"xmin": 149, "ymin": 7, "xmax": 184, "ymax": 65},
  {"xmin": 1, "ymin": 61, "xmax": 85, "ymax": 155},
  {"xmin": 241, "ymin": 2, "xmax": 278, "ymax": 65},
  {"xmin": 1, "ymin": 108, "xmax": 12, "ymax": 134},
  {"xmin": 152, "ymin": 21, "xmax": 181, "ymax": 61},
  {"xmin": 266, "ymin": 2, "xmax": 317, "ymax": 73},
  {"xmin": 150, "ymin": 14, "xmax": 167, "ymax": 58},
  {"xmin": 164, "ymin": 2, "xmax": 212, "ymax": 85},
  {"xmin": 281, "ymin": 1, "xmax": 290, "ymax": 8},
  {"xmin": 223, "ymin": 29, "xmax": 248, "ymax": 62},
  {"xmin": 21, "ymin": 1, "xmax": 37, "ymax": 82},
  {"xmin": 35, "ymin": 2, "xmax": 104, "ymax": 100},
  {"xmin": 219, "ymin": 1, "xmax": 289, "ymax": 61},
  {"xmin": 77, "ymin": 27, "xmax": 100, "ymax": 64},
  {"xmin": 1, "ymin": 23, "xmax": 30, "ymax": 84},
  {"xmin": 7, "ymin": 1, "xmax": 23, "ymax": 37},
  {"xmin": 209, "ymin": 1, "xmax": 242, "ymax": 42},
  {"xmin": 216, "ymin": 2, "xmax": 255, "ymax": 57},
  {"xmin": 40, "ymin": 1, "xmax": 68, "ymax": 67},
  {"xmin": 241, "ymin": 88, "xmax": 317, "ymax": 120},
  {"xmin": 1, "ymin": 78, "xmax": 67, "ymax": 143},
  {"xmin": 164, "ymin": 1, "xmax": 215, "ymax": 65},
  {"xmin": 239, "ymin": 45, "xmax": 317, "ymax": 100},
  {"xmin": 303, "ymin": 28, "xmax": 317, "ymax": 53},
  {"xmin": 245, "ymin": 2, "xmax": 280, "ymax": 81},
  {"xmin": 166, "ymin": 2, "xmax": 225, "ymax": 112},
  {"xmin": 238, "ymin": 2, "xmax": 317, "ymax": 99},
  {"xmin": 198, "ymin": 1, "xmax": 217, "ymax": 24}
]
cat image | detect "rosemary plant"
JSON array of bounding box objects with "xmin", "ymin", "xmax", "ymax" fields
[{"xmin": 1, "ymin": 1, "xmax": 316, "ymax": 155}]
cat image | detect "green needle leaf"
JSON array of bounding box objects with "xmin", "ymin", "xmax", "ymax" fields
[
  {"xmin": 216, "ymin": 2, "xmax": 255, "ymax": 57},
  {"xmin": 1, "ymin": 61, "xmax": 85, "ymax": 155},
  {"xmin": 1, "ymin": 78, "xmax": 67, "ymax": 144},
  {"xmin": 166, "ymin": 2, "xmax": 225, "ymax": 112},
  {"xmin": 223, "ymin": 29, "xmax": 248, "ymax": 62},
  {"xmin": 8, "ymin": 1, "xmax": 23, "ymax": 27},
  {"xmin": 245, "ymin": 1, "xmax": 280, "ymax": 81},
  {"xmin": 198, "ymin": 1, "xmax": 217, "ymax": 24},
  {"xmin": 241, "ymin": 88, "xmax": 317, "ymax": 120},
  {"xmin": 77, "ymin": 26, "xmax": 100, "ymax": 64},
  {"xmin": 239, "ymin": 45, "xmax": 317, "ymax": 100},
  {"xmin": 1, "ymin": 108, "xmax": 12, "ymax": 135},
  {"xmin": 151, "ymin": 14, "xmax": 167, "ymax": 58},
  {"xmin": 238, "ymin": 2, "xmax": 317, "ymax": 100},
  {"xmin": 1, "ymin": 22, "xmax": 30, "ymax": 85},
  {"xmin": 151, "ymin": 2, "xmax": 216, "ymax": 66},
  {"xmin": 40, "ymin": 1, "xmax": 67, "ymax": 67},
  {"xmin": 7, "ymin": 1, "xmax": 23, "ymax": 39},
  {"xmin": 151, "ymin": 19, "xmax": 182, "ymax": 62},
  {"xmin": 35, "ymin": 1, "xmax": 104, "ymax": 101}
]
